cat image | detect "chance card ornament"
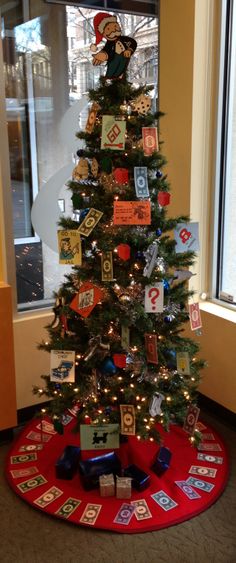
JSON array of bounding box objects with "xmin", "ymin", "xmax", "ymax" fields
[
  {"xmin": 114, "ymin": 201, "xmax": 151, "ymax": 225},
  {"xmin": 70, "ymin": 281, "xmax": 103, "ymax": 318},
  {"xmin": 91, "ymin": 12, "xmax": 137, "ymax": 80}
]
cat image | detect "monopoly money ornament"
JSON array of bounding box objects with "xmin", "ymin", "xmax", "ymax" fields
[{"xmin": 91, "ymin": 12, "xmax": 137, "ymax": 79}]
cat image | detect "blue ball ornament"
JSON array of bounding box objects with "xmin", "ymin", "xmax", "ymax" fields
[
  {"xmin": 77, "ymin": 149, "xmax": 85, "ymax": 157},
  {"xmin": 80, "ymin": 208, "xmax": 89, "ymax": 222},
  {"xmin": 165, "ymin": 349, "xmax": 176, "ymax": 369},
  {"xmin": 99, "ymin": 357, "xmax": 117, "ymax": 376},
  {"xmin": 156, "ymin": 170, "xmax": 163, "ymax": 178},
  {"xmin": 156, "ymin": 228, "xmax": 162, "ymax": 237},
  {"xmin": 163, "ymin": 279, "xmax": 170, "ymax": 295}
]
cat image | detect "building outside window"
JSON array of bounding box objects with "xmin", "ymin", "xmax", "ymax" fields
[{"xmin": 1, "ymin": 0, "xmax": 158, "ymax": 311}]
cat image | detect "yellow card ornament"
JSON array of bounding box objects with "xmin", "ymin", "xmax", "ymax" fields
[
  {"xmin": 57, "ymin": 230, "xmax": 82, "ymax": 265},
  {"xmin": 85, "ymin": 102, "xmax": 100, "ymax": 134}
]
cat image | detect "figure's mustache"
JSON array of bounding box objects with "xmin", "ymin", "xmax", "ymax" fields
[{"xmin": 107, "ymin": 30, "xmax": 121, "ymax": 39}]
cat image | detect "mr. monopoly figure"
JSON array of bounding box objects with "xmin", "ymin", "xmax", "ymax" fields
[{"xmin": 91, "ymin": 12, "xmax": 137, "ymax": 80}]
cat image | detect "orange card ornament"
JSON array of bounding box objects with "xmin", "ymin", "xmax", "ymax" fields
[
  {"xmin": 113, "ymin": 201, "xmax": 151, "ymax": 225},
  {"xmin": 70, "ymin": 282, "xmax": 103, "ymax": 318}
]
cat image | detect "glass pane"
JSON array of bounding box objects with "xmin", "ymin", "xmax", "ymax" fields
[
  {"xmin": 2, "ymin": 0, "xmax": 158, "ymax": 310},
  {"xmin": 220, "ymin": 1, "xmax": 236, "ymax": 301}
]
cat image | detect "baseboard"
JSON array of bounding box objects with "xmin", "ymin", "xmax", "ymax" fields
[
  {"xmin": 17, "ymin": 402, "xmax": 49, "ymax": 426},
  {"xmin": 199, "ymin": 393, "xmax": 236, "ymax": 429}
]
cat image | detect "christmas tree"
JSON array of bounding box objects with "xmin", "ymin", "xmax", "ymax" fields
[{"xmin": 34, "ymin": 12, "xmax": 204, "ymax": 445}]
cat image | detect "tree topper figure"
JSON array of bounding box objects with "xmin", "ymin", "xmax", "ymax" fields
[{"xmin": 90, "ymin": 12, "xmax": 137, "ymax": 80}]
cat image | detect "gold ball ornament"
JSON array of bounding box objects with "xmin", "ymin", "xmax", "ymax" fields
[{"xmin": 72, "ymin": 158, "xmax": 89, "ymax": 181}]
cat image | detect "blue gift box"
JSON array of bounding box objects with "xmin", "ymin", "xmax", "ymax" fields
[
  {"xmin": 79, "ymin": 451, "xmax": 121, "ymax": 490},
  {"xmin": 152, "ymin": 446, "xmax": 172, "ymax": 476},
  {"xmin": 124, "ymin": 464, "xmax": 150, "ymax": 491},
  {"xmin": 55, "ymin": 445, "xmax": 81, "ymax": 480}
]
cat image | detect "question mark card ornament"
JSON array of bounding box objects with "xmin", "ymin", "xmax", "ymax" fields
[
  {"xmin": 174, "ymin": 222, "xmax": 200, "ymax": 253},
  {"xmin": 145, "ymin": 283, "xmax": 164, "ymax": 313}
]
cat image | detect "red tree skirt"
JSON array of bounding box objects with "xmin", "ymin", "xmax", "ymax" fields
[{"xmin": 5, "ymin": 417, "xmax": 229, "ymax": 533}]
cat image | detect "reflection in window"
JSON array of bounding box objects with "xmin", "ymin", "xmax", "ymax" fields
[{"xmin": 2, "ymin": 0, "xmax": 158, "ymax": 310}]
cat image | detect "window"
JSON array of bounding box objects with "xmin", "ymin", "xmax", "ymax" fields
[
  {"xmin": 214, "ymin": 0, "xmax": 236, "ymax": 305},
  {"xmin": 1, "ymin": 0, "xmax": 158, "ymax": 311}
]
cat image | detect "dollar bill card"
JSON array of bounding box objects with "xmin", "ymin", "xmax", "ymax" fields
[
  {"xmin": 134, "ymin": 167, "xmax": 149, "ymax": 198},
  {"xmin": 197, "ymin": 453, "xmax": 223, "ymax": 464},
  {"xmin": 151, "ymin": 490, "xmax": 178, "ymax": 511},
  {"xmin": 80, "ymin": 503, "xmax": 102, "ymax": 525},
  {"xmin": 183, "ymin": 404, "xmax": 200, "ymax": 435},
  {"xmin": 120, "ymin": 405, "xmax": 135, "ymax": 435},
  {"xmin": 197, "ymin": 442, "xmax": 222, "ymax": 451},
  {"xmin": 101, "ymin": 116, "xmax": 126, "ymax": 150},
  {"xmin": 26, "ymin": 430, "xmax": 52, "ymax": 443},
  {"xmin": 85, "ymin": 102, "xmax": 100, "ymax": 134},
  {"xmin": 142, "ymin": 127, "xmax": 159, "ymax": 155},
  {"xmin": 10, "ymin": 453, "xmax": 37, "ymax": 464},
  {"xmin": 175, "ymin": 481, "xmax": 201, "ymax": 500},
  {"xmin": 186, "ymin": 477, "xmax": 215, "ymax": 493},
  {"xmin": 10, "ymin": 466, "xmax": 39, "ymax": 479},
  {"xmin": 17, "ymin": 474, "xmax": 47, "ymax": 493},
  {"xmin": 174, "ymin": 222, "xmax": 200, "ymax": 253},
  {"xmin": 145, "ymin": 283, "xmax": 164, "ymax": 313},
  {"xmin": 77, "ymin": 208, "xmax": 103, "ymax": 237},
  {"xmin": 36, "ymin": 421, "xmax": 57, "ymax": 434},
  {"xmin": 57, "ymin": 230, "xmax": 82, "ymax": 265},
  {"xmin": 19, "ymin": 444, "xmax": 43, "ymax": 452},
  {"xmin": 131, "ymin": 499, "xmax": 152, "ymax": 520},
  {"xmin": 196, "ymin": 421, "xmax": 207, "ymax": 431},
  {"xmin": 113, "ymin": 503, "xmax": 135, "ymax": 525},
  {"xmin": 101, "ymin": 251, "xmax": 113, "ymax": 281},
  {"xmin": 201, "ymin": 433, "xmax": 215, "ymax": 441},
  {"xmin": 145, "ymin": 333, "xmax": 158, "ymax": 363},
  {"xmin": 56, "ymin": 498, "xmax": 81, "ymax": 519},
  {"xmin": 189, "ymin": 302, "xmax": 202, "ymax": 331},
  {"xmin": 189, "ymin": 465, "xmax": 217, "ymax": 478},
  {"xmin": 34, "ymin": 486, "xmax": 63, "ymax": 508}
]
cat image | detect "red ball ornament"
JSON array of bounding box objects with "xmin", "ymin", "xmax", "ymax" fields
[
  {"xmin": 114, "ymin": 168, "xmax": 129, "ymax": 185},
  {"xmin": 84, "ymin": 415, "xmax": 91, "ymax": 425},
  {"xmin": 158, "ymin": 192, "xmax": 171, "ymax": 206},
  {"xmin": 113, "ymin": 354, "xmax": 127, "ymax": 368},
  {"xmin": 117, "ymin": 243, "xmax": 131, "ymax": 261}
]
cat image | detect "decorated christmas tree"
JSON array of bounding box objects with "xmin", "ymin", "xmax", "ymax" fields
[{"xmin": 34, "ymin": 12, "xmax": 204, "ymax": 446}]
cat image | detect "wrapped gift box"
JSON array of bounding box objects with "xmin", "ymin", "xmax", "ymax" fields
[
  {"xmin": 124, "ymin": 463, "xmax": 150, "ymax": 491},
  {"xmin": 152, "ymin": 446, "xmax": 172, "ymax": 476},
  {"xmin": 116, "ymin": 476, "xmax": 132, "ymax": 499},
  {"xmin": 99, "ymin": 473, "xmax": 115, "ymax": 497},
  {"xmin": 55, "ymin": 445, "xmax": 81, "ymax": 480},
  {"xmin": 78, "ymin": 451, "xmax": 121, "ymax": 490}
]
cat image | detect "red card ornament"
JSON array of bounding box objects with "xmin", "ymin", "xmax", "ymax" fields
[
  {"xmin": 117, "ymin": 243, "xmax": 131, "ymax": 261},
  {"xmin": 70, "ymin": 282, "xmax": 103, "ymax": 318},
  {"xmin": 113, "ymin": 354, "xmax": 127, "ymax": 368},
  {"xmin": 114, "ymin": 168, "xmax": 129, "ymax": 185},
  {"xmin": 158, "ymin": 192, "xmax": 171, "ymax": 206}
]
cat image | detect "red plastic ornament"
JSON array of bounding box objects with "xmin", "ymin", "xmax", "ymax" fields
[
  {"xmin": 158, "ymin": 192, "xmax": 171, "ymax": 206},
  {"xmin": 117, "ymin": 243, "xmax": 131, "ymax": 261},
  {"xmin": 113, "ymin": 354, "xmax": 127, "ymax": 368},
  {"xmin": 114, "ymin": 168, "xmax": 129, "ymax": 185}
]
